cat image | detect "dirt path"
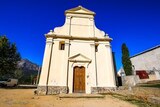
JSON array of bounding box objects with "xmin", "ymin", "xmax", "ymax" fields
[{"xmin": 0, "ymin": 89, "xmax": 136, "ymax": 107}]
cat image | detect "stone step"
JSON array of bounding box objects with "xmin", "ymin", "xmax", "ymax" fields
[{"xmin": 59, "ymin": 93, "xmax": 105, "ymax": 98}]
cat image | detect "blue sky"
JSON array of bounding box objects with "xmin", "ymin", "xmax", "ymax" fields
[{"xmin": 0, "ymin": 0, "xmax": 160, "ymax": 70}]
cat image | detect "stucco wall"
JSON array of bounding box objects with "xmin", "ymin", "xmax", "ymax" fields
[{"xmin": 131, "ymin": 47, "xmax": 160, "ymax": 70}]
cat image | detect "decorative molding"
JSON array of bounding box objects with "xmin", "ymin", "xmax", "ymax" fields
[
  {"xmin": 46, "ymin": 34, "xmax": 112, "ymax": 42},
  {"xmin": 69, "ymin": 53, "xmax": 92, "ymax": 63},
  {"xmin": 105, "ymin": 44, "xmax": 111, "ymax": 47},
  {"xmin": 65, "ymin": 5, "xmax": 95, "ymax": 16},
  {"xmin": 46, "ymin": 38, "xmax": 54, "ymax": 43}
]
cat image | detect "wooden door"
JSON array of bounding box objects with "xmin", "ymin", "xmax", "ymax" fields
[{"xmin": 73, "ymin": 66, "xmax": 85, "ymax": 93}]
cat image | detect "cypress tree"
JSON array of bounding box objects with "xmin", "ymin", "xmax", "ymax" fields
[{"xmin": 121, "ymin": 43, "xmax": 132, "ymax": 75}]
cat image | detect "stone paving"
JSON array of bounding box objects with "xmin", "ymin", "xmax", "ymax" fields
[{"xmin": 59, "ymin": 93, "xmax": 105, "ymax": 98}]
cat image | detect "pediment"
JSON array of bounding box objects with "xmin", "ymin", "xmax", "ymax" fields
[
  {"xmin": 65, "ymin": 5, "xmax": 95, "ymax": 15},
  {"xmin": 69, "ymin": 54, "xmax": 91, "ymax": 63}
]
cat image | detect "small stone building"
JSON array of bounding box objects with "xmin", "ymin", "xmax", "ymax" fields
[{"xmin": 38, "ymin": 6, "xmax": 116, "ymax": 95}]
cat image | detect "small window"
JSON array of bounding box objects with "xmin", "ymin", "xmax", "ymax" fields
[
  {"xmin": 95, "ymin": 43, "xmax": 99, "ymax": 52},
  {"xmin": 59, "ymin": 41, "xmax": 65, "ymax": 50}
]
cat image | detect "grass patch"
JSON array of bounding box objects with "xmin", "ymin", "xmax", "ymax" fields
[
  {"xmin": 138, "ymin": 84, "xmax": 160, "ymax": 88},
  {"xmin": 137, "ymin": 80, "xmax": 160, "ymax": 88},
  {"xmin": 101, "ymin": 93, "xmax": 159, "ymax": 107}
]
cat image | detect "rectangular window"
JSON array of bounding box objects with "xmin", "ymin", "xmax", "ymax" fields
[{"xmin": 59, "ymin": 41, "xmax": 65, "ymax": 50}]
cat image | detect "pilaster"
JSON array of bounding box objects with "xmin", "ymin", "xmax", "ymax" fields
[
  {"xmin": 105, "ymin": 44, "xmax": 116, "ymax": 87},
  {"xmin": 38, "ymin": 37, "xmax": 54, "ymax": 86},
  {"xmin": 90, "ymin": 43, "xmax": 97, "ymax": 87}
]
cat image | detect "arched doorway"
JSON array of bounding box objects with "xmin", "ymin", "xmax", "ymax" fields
[{"xmin": 73, "ymin": 66, "xmax": 85, "ymax": 93}]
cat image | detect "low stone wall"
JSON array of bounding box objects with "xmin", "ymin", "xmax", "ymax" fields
[
  {"xmin": 122, "ymin": 75, "xmax": 140, "ymax": 86},
  {"xmin": 37, "ymin": 86, "xmax": 68, "ymax": 95},
  {"xmin": 140, "ymin": 75, "xmax": 157, "ymax": 83},
  {"xmin": 91, "ymin": 87, "xmax": 117, "ymax": 93},
  {"xmin": 121, "ymin": 75, "xmax": 159, "ymax": 86},
  {"xmin": 38, "ymin": 86, "xmax": 117, "ymax": 95},
  {"xmin": 37, "ymin": 86, "xmax": 47, "ymax": 95}
]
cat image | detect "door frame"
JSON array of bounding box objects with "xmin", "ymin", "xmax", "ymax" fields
[
  {"xmin": 68, "ymin": 61, "xmax": 91, "ymax": 94},
  {"xmin": 73, "ymin": 66, "xmax": 86, "ymax": 93}
]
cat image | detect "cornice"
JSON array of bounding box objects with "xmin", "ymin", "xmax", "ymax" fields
[{"xmin": 45, "ymin": 34, "xmax": 112, "ymax": 42}]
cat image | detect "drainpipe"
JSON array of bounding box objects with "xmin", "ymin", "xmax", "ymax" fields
[{"xmin": 94, "ymin": 46, "xmax": 98, "ymax": 86}]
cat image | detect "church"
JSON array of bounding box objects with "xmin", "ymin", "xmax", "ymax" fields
[{"xmin": 38, "ymin": 6, "xmax": 116, "ymax": 95}]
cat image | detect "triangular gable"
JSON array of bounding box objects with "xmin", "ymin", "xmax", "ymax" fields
[
  {"xmin": 65, "ymin": 5, "xmax": 95, "ymax": 15},
  {"xmin": 69, "ymin": 53, "xmax": 92, "ymax": 63}
]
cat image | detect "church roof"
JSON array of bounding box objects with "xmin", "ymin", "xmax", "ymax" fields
[
  {"xmin": 65, "ymin": 5, "xmax": 95, "ymax": 16},
  {"xmin": 130, "ymin": 45, "xmax": 160, "ymax": 58}
]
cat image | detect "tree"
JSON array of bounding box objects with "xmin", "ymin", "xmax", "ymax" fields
[
  {"xmin": 0, "ymin": 36, "xmax": 21, "ymax": 78},
  {"xmin": 121, "ymin": 43, "xmax": 132, "ymax": 75},
  {"xmin": 14, "ymin": 68, "xmax": 23, "ymax": 79}
]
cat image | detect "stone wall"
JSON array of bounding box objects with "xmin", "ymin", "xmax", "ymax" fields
[
  {"xmin": 37, "ymin": 86, "xmax": 47, "ymax": 95},
  {"xmin": 37, "ymin": 86, "xmax": 68, "ymax": 95},
  {"xmin": 121, "ymin": 75, "xmax": 140, "ymax": 86},
  {"xmin": 121, "ymin": 74, "xmax": 159, "ymax": 86},
  {"xmin": 91, "ymin": 87, "xmax": 117, "ymax": 93}
]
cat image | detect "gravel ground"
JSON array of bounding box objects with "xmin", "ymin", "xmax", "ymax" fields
[{"xmin": 0, "ymin": 88, "xmax": 136, "ymax": 107}]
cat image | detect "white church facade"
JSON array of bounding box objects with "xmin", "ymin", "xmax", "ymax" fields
[{"xmin": 38, "ymin": 6, "xmax": 116, "ymax": 95}]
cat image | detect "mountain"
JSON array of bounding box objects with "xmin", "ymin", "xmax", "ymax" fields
[
  {"xmin": 17, "ymin": 59, "xmax": 40, "ymax": 72},
  {"xmin": 17, "ymin": 59, "xmax": 41, "ymax": 84}
]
